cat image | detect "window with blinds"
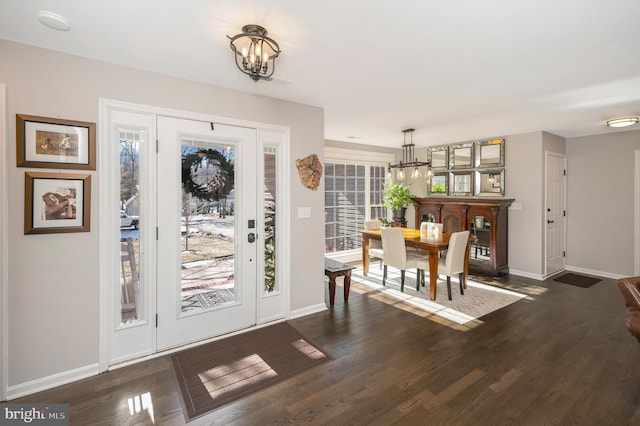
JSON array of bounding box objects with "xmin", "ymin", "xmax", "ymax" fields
[{"xmin": 324, "ymin": 163, "xmax": 387, "ymax": 253}]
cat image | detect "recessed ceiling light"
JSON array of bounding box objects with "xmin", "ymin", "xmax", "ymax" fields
[
  {"xmin": 606, "ymin": 116, "xmax": 640, "ymax": 128},
  {"xmin": 38, "ymin": 11, "xmax": 70, "ymax": 31}
]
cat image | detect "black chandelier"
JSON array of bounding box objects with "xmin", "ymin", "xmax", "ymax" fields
[
  {"xmin": 388, "ymin": 129, "xmax": 432, "ymax": 180},
  {"xmin": 227, "ymin": 24, "xmax": 281, "ymax": 82}
]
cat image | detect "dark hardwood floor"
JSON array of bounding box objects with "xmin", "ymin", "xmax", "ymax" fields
[{"xmin": 13, "ymin": 270, "xmax": 640, "ymax": 425}]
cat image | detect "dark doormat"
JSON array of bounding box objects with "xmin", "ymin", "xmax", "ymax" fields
[
  {"xmin": 171, "ymin": 322, "xmax": 332, "ymax": 422},
  {"xmin": 553, "ymin": 272, "xmax": 601, "ymax": 288}
]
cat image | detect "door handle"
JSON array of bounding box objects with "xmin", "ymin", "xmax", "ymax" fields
[
  {"xmin": 547, "ymin": 220, "xmax": 554, "ymax": 224},
  {"xmin": 248, "ymin": 233, "xmax": 256, "ymax": 243}
]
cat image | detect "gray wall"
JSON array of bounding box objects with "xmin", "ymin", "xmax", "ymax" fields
[
  {"xmin": 504, "ymin": 132, "xmax": 545, "ymax": 275},
  {"xmin": 566, "ymin": 130, "xmax": 640, "ymax": 276},
  {"xmin": 0, "ymin": 39, "xmax": 325, "ymax": 387}
]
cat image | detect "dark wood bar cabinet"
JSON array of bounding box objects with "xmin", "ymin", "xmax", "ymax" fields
[{"xmin": 414, "ymin": 197, "xmax": 515, "ymax": 276}]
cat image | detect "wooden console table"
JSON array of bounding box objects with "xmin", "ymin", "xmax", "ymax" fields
[
  {"xmin": 324, "ymin": 258, "xmax": 356, "ymax": 305},
  {"xmin": 414, "ymin": 197, "xmax": 514, "ymax": 276}
]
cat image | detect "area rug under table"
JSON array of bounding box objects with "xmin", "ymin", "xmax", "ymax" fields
[
  {"xmin": 171, "ymin": 322, "xmax": 331, "ymax": 421},
  {"xmin": 351, "ymin": 266, "xmax": 526, "ymax": 325}
]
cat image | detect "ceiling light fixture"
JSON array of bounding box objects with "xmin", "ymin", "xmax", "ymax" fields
[
  {"xmin": 227, "ymin": 24, "xmax": 281, "ymax": 82},
  {"xmin": 387, "ymin": 129, "xmax": 431, "ymax": 181},
  {"xmin": 37, "ymin": 11, "xmax": 70, "ymax": 31},
  {"xmin": 606, "ymin": 116, "xmax": 640, "ymax": 128}
]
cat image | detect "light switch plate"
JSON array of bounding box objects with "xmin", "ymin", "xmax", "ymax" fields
[{"xmin": 297, "ymin": 207, "xmax": 311, "ymax": 218}]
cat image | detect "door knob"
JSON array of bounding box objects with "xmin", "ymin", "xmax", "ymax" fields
[
  {"xmin": 547, "ymin": 220, "xmax": 554, "ymax": 224},
  {"xmin": 248, "ymin": 233, "xmax": 256, "ymax": 243}
]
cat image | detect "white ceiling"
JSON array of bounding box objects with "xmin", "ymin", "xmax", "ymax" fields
[{"xmin": 1, "ymin": 0, "xmax": 640, "ymax": 148}]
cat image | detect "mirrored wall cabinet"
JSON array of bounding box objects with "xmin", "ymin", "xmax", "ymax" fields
[{"xmin": 426, "ymin": 138, "xmax": 505, "ymax": 197}]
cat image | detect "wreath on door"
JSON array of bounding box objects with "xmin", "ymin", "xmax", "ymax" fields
[{"xmin": 181, "ymin": 148, "xmax": 234, "ymax": 201}]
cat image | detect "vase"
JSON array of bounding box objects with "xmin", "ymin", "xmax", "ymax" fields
[{"xmin": 392, "ymin": 208, "xmax": 407, "ymax": 222}]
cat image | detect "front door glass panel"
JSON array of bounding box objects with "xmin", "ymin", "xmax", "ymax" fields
[
  {"xmin": 180, "ymin": 142, "xmax": 236, "ymax": 312},
  {"xmin": 119, "ymin": 130, "xmax": 142, "ymax": 324}
]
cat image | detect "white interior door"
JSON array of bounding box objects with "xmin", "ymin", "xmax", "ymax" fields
[
  {"xmin": 156, "ymin": 116, "xmax": 257, "ymax": 350},
  {"xmin": 546, "ymin": 152, "xmax": 566, "ymax": 277}
]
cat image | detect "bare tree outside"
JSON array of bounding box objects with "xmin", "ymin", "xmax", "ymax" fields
[{"xmin": 120, "ymin": 138, "xmax": 139, "ymax": 212}]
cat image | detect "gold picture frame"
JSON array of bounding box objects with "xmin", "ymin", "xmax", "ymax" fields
[
  {"xmin": 24, "ymin": 171, "xmax": 91, "ymax": 234},
  {"xmin": 16, "ymin": 114, "xmax": 96, "ymax": 170}
]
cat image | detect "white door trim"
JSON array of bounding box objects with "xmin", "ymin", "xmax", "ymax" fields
[
  {"xmin": 635, "ymin": 150, "xmax": 640, "ymax": 275},
  {"xmin": 0, "ymin": 82, "xmax": 8, "ymax": 400},
  {"xmin": 98, "ymin": 99, "xmax": 290, "ymax": 371}
]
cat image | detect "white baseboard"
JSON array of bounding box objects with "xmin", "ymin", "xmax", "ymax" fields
[
  {"xmin": 6, "ymin": 363, "xmax": 99, "ymax": 400},
  {"xmin": 288, "ymin": 303, "xmax": 327, "ymax": 319},
  {"xmin": 565, "ymin": 265, "xmax": 627, "ymax": 280},
  {"xmin": 509, "ymin": 266, "xmax": 626, "ymax": 282},
  {"xmin": 508, "ymin": 269, "xmax": 545, "ymax": 281}
]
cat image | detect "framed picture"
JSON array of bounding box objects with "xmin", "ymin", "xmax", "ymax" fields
[
  {"xmin": 24, "ymin": 171, "xmax": 91, "ymax": 234},
  {"xmin": 16, "ymin": 114, "xmax": 96, "ymax": 170}
]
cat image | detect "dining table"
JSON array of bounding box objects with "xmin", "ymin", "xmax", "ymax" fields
[{"xmin": 361, "ymin": 228, "xmax": 470, "ymax": 301}]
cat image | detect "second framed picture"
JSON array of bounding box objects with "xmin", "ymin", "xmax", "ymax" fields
[
  {"xmin": 16, "ymin": 114, "xmax": 96, "ymax": 170},
  {"xmin": 24, "ymin": 171, "xmax": 91, "ymax": 234}
]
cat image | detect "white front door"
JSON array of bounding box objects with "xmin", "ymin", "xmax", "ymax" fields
[
  {"xmin": 156, "ymin": 116, "xmax": 257, "ymax": 350},
  {"xmin": 545, "ymin": 152, "xmax": 566, "ymax": 277}
]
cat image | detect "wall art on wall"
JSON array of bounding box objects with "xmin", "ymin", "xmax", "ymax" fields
[
  {"xmin": 477, "ymin": 138, "xmax": 505, "ymax": 167},
  {"xmin": 24, "ymin": 171, "xmax": 91, "ymax": 234},
  {"xmin": 475, "ymin": 169, "xmax": 505, "ymax": 196},
  {"xmin": 296, "ymin": 153, "xmax": 323, "ymax": 190},
  {"xmin": 427, "ymin": 145, "xmax": 448, "ymax": 170},
  {"xmin": 16, "ymin": 114, "xmax": 96, "ymax": 170},
  {"xmin": 428, "ymin": 172, "xmax": 448, "ymax": 196}
]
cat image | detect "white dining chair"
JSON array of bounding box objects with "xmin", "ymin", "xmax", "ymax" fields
[
  {"xmin": 417, "ymin": 230, "xmax": 469, "ymax": 300},
  {"xmin": 381, "ymin": 227, "xmax": 424, "ymax": 292},
  {"xmin": 364, "ymin": 220, "xmax": 385, "ymax": 273}
]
